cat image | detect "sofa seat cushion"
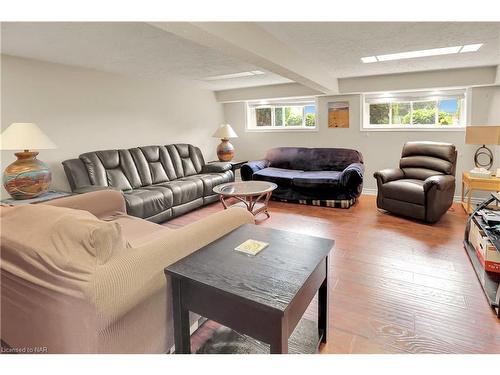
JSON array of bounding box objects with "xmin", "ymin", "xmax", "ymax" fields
[
  {"xmin": 156, "ymin": 179, "xmax": 204, "ymax": 206},
  {"xmin": 108, "ymin": 213, "xmax": 171, "ymax": 247},
  {"xmin": 292, "ymin": 171, "xmax": 342, "ymax": 189},
  {"xmin": 184, "ymin": 172, "xmax": 233, "ymax": 196},
  {"xmin": 381, "ymin": 179, "xmax": 425, "ymax": 205},
  {"xmin": 253, "ymin": 167, "xmax": 304, "ymax": 187},
  {"xmin": 123, "ymin": 189, "xmax": 171, "ymax": 219}
]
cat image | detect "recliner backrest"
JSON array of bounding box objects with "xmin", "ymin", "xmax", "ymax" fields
[
  {"xmin": 74, "ymin": 144, "xmax": 206, "ymax": 191},
  {"xmin": 80, "ymin": 149, "xmax": 142, "ymax": 190},
  {"xmin": 399, "ymin": 141, "xmax": 457, "ymax": 180},
  {"xmin": 265, "ymin": 147, "xmax": 363, "ymax": 172}
]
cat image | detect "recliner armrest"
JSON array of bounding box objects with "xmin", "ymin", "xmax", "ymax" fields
[
  {"xmin": 201, "ymin": 162, "xmax": 232, "ymax": 173},
  {"xmin": 423, "ymin": 175, "xmax": 455, "ymax": 192},
  {"xmin": 241, "ymin": 159, "xmax": 270, "ymax": 181},
  {"xmin": 373, "ymin": 168, "xmax": 405, "ymax": 184}
]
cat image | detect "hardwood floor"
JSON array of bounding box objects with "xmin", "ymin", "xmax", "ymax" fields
[{"xmin": 165, "ymin": 195, "xmax": 500, "ymax": 354}]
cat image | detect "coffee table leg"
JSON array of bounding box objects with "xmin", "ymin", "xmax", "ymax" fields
[
  {"xmin": 269, "ymin": 317, "xmax": 288, "ymax": 354},
  {"xmin": 172, "ymin": 278, "xmax": 191, "ymax": 354},
  {"xmin": 318, "ymin": 256, "xmax": 329, "ymax": 344}
]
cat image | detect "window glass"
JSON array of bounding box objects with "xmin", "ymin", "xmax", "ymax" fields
[
  {"xmin": 284, "ymin": 106, "xmax": 303, "ymax": 126},
  {"xmin": 255, "ymin": 107, "xmax": 271, "ymax": 127},
  {"xmin": 412, "ymin": 101, "xmax": 436, "ymax": 125},
  {"xmin": 369, "ymin": 103, "xmax": 390, "ymax": 125},
  {"xmin": 438, "ymin": 99, "xmax": 460, "ymax": 125},
  {"xmin": 247, "ymin": 100, "xmax": 316, "ymax": 130},
  {"xmin": 275, "ymin": 107, "xmax": 283, "ymax": 126},
  {"xmin": 304, "ymin": 105, "xmax": 316, "ymax": 127},
  {"xmin": 391, "ymin": 102, "xmax": 411, "ymax": 124}
]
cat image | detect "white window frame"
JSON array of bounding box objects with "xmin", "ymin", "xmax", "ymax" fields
[
  {"xmin": 246, "ymin": 98, "xmax": 318, "ymax": 132},
  {"xmin": 362, "ymin": 89, "xmax": 467, "ymax": 132}
]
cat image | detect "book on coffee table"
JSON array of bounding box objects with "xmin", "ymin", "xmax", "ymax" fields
[{"xmin": 234, "ymin": 239, "xmax": 269, "ymax": 256}]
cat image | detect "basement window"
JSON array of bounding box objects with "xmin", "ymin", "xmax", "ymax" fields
[
  {"xmin": 362, "ymin": 89, "xmax": 467, "ymax": 131},
  {"xmin": 247, "ymin": 98, "xmax": 317, "ymax": 131}
]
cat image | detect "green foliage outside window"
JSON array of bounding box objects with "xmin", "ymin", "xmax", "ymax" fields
[
  {"xmin": 284, "ymin": 107, "xmax": 303, "ymax": 126},
  {"xmin": 255, "ymin": 108, "xmax": 271, "ymax": 127},
  {"xmin": 305, "ymin": 113, "xmax": 316, "ymax": 127}
]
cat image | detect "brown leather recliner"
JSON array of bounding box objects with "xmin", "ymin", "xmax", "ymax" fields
[{"xmin": 374, "ymin": 141, "xmax": 457, "ymax": 223}]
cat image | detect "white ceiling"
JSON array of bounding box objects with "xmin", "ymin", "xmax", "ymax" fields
[
  {"xmin": 258, "ymin": 22, "xmax": 500, "ymax": 78},
  {"xmin": 0, "ymin": 22, "xmax": 291, "ymax": 90},
  {"xmin": 2, "ymin": 22, "xmax": 499, "ymax": 92}
]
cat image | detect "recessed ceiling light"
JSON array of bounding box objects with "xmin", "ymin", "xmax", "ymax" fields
[
  {"xmin": 460, "ymin": 43, "xmax": 483, "ymax": 53},
  {"xmin": 361, "ymin": 56, "xmax": 378, "ymax": 63},
  {"xmin": 376, "ymin": 46, "xmax": 462, "ymax": 61},
  {"xmin": 203, "ymin": 71, "xmax": 265, "ymax": 81},
  {"xmin": 361, "ymin": 43, "xmax": 484, "ymax": 63}
]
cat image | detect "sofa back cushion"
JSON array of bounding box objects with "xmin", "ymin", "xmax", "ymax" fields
[
  {"xmin": 167, "ymin": 144, "xmax": 205, "ymax": 178},
  {"xmin": 399, "ymin": 141, "xmax": 457, "ymax": 180},
  {"xmin": 80, "ymin": 149, "xmax": 142, "ymax": 190},
  {"xmin": 265, "ymin": 147, "xmax": 363, "ymax": 172},
  {"xmin": 76, "ymin": 144, "xmax": 205, "ymax": 190}
]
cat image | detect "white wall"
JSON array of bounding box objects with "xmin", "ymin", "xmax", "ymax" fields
[
  {"xmin": 1, "ymin": 55, "xmax": 224, "ymax": 197},
  {"xmin": 224, "ymin": 86, "xmax": 500, "ymax": 195}
]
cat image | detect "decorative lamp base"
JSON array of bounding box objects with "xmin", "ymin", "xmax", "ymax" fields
[
  {"xmin": 217, "ymin": 139, "xmax": 235, "ymax": 162},
  {"xmin": 3, "ymin": 151, "xmax": 52, "ymax": 200},
  {"xmin": 474, "ymin": 144, "xmax": 493, "ymax": 170}
]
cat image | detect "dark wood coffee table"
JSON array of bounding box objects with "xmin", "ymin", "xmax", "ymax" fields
[{"xmin": 165, "ymin": 224, "xmax": 334, "ymax": 354}]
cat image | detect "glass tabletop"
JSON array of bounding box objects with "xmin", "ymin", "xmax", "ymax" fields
[{"xmin": 213, "ymin": 181, "xmax": 278, "ymax": 196}]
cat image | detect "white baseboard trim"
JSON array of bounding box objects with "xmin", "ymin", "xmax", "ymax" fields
[
  {"xmin": 362, "ymin": 187, "xmax": 483, "ymax": 204},
  {"xmin": 362, "ymin": 188, "xmax": 377, "ymax": 196}
]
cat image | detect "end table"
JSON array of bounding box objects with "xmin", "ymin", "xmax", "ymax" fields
[
  {"xmin": 1, "ymin": 190, "xmax": 72, "ymax": 206},
  {"xmin": 461, "ymin": 171, "xmax": 500, "ymax": 214}
]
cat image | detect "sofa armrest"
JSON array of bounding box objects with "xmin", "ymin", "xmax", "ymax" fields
[
  {"xmin": 201, "ymin": 162, "xmax": 232, "ymax": 173},
  {"xmin": 42, "ymin": 190, "xmax": 127, "ymax": 218},
  {"xmin": 92, "ymin": 207, "xmax": 255, "ymax": 325},
  {"xmin": 240, "ymin": 159, "xmax": 269, "ymax": 181},
  {"xmin": 373, "ymin": 168, "xmax": 405, "ymax": 184},
  {"xmin": 340, "ymin": 163, "xmax": 364, "ymax": 188},
  {"xmin": 423, "ymin": 175, "xmax": 455, "ymax": 192}
]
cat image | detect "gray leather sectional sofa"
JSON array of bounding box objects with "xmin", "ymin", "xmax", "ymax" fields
[{"xmin": 62, "ymin": 144, "xmax": 233, "ymax": 223}]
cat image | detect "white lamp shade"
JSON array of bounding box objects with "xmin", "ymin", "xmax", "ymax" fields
[
  {"xmin": 0, "ymin": 123, "xmax": 56, "ymax": 150},
  {"xmin": 212, "ymin": 124, "xmax": 238, "ymax": 139}
]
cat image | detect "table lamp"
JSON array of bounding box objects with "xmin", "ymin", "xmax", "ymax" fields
[
  {"xmin": 1, "ymin": 122, "xmax": 57, "ymax": 200},
  {"xmin": 212, "ymin": 124, "xmax": 238, "ymax": 162},
  {"xmin": 465, "ymin": 125, "xmax": 500, "ymax": 170}
]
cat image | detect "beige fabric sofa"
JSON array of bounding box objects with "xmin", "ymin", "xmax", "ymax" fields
[{"xmin": 0, "ymin": 190, "xmax": 254, "ymax": 353}]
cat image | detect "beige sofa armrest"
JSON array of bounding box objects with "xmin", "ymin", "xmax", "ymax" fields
[
  {"xmin": 42, "ymin": 190, "xmax": 127, "ymax": 219},
  {"xmin": 91, "ymin": 207, "xmax": 254, "ymax": 325}
]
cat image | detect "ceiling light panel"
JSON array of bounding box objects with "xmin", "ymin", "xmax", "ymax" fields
[
  {"xmin": 460, "ymin": 43, "xmax": 483, "ymax": 53},
  {"xmin": 376, "ymin": 46, "xmax": 462, "ymax": 61},
  {"xmin": 204, "ymin": 71, "xmax": 265, "ymax": 81},
  {"xmin": 361, "ymin": 43, "xmax": 484, "ymax": 63},
  {"xmin": 361, "ymin": 56, "xmax": 378, "ymax": 63}
]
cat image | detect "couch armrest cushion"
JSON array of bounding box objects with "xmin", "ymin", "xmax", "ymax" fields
[
  {"xmin": 201, "ymin": 162, "xmax": 232, "ymax": 173},
  {"xmin": 241, "ymin": 159, "xmax": 270, "ymax": 181},
  {"xmin": 340, "ymin": 163, "xmax": 364, "ymax": 187},
  {"xmin": 43, "ymin": 190, "xmax": 127, "ymax": 218},
  {"xmin": 373, "ymin": 168, "xmax": 405, "ymax": 184},
  {"xmin": 93, "ymin": 207, "xmax": 255, "ymax": 324},
  {"xmin": 423, "ymin": 175, "xmax": 455, "ymax": 192}
]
